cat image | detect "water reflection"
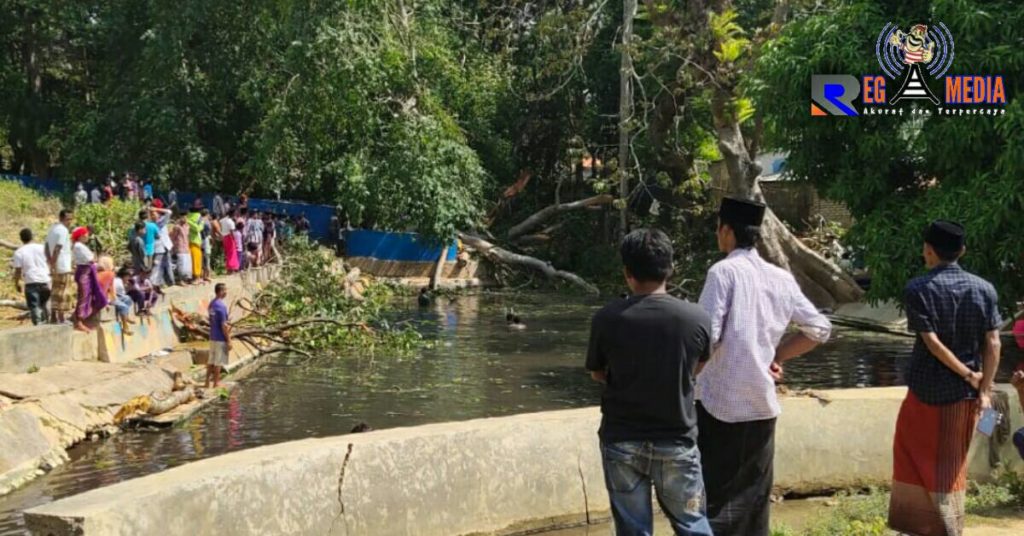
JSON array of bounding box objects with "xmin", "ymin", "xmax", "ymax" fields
[{"xmin": 0, "ymin": 292, "xmax": 1019, "ymax": 534}]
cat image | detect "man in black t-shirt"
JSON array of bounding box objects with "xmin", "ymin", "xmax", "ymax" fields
[{"xmin": 586, "ymin": 228, "xmax": 713, "ymax": 536}]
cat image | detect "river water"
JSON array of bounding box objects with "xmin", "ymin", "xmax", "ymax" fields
[{"xmin": 0, "ymin": 292, "xmax": 1020, "ymax": 535}]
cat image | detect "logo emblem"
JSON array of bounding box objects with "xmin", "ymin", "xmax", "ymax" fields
[{"xmin": 876, "ymin": 22, "xmax": 954, "ymax": 105}]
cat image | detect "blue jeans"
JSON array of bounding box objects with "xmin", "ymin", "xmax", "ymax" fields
[{"xmin": 601, "ymin": 439, "xmax": 713, "ymax": 536}]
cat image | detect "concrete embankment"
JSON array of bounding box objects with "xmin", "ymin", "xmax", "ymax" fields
[
  {"xmin": 0, "ymin": 267, "xmax": 277, "ymax": 497},
  {"xmin": 24, "ymin": 386, "xmax": 1024, "ymax": 536}
]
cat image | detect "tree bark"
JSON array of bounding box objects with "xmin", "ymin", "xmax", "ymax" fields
[
  {"xmin": 618, "ymin": 0, "xmax": 637, "ymax": 236},
  {"xmin": 0, "ymin": 238, "xmax": 19, "ymax": 251},
  {"xmin": 429, "ymin": 246, "xmax": 449, "ymax": 290},
  {"xmin": 459, "ymin": 232, "xmax": 599, "ymax": 295},
  {"xmin": 507, "ymin": 194, "xmax": 613, "ymax": 240},
  {"xmin": 711, "ymin": 92, "xmax": 863, "ymax": 309}
]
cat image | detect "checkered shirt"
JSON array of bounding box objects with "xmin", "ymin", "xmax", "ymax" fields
[
  {"xmin": 697, "ymin": 248, "xmax": 832, "ymax": 423},
  {"xmin": 904, "ymin": 263, "xmax": 1002, "ymax": 405}
]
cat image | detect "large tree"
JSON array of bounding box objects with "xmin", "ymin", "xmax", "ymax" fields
[{"xmin": 755, "ymin": 0, "xmax": 1024, "ymax": 308}]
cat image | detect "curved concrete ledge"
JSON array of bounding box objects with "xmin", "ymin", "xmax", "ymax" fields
[
  {"xmin": 0, "ymin": 267, "xmax": 279, "ymax": 497},
  {"xmin": 24, "ymin": 386, "xmax": 1024, "ymax": 536}
]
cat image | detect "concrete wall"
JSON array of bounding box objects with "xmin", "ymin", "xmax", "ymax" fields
[
  {"xmin": 0, "ymin": 266, "xmax": 278, "ymax": 372},
  {"xmin": 0, "ymin": 325, "xmax": 97, "ymax": 374},
  {"xmin": 25, "ymin": 386, "xmax": 1024, "ymax": 536},
  {"xmin": 0, "ymin": 267, "xmax": 278, "ymax": 497}
]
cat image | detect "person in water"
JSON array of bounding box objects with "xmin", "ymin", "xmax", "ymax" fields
[
  {"xmin": 508, "ymin": 315, "xmax": 526, "ymax": 330},
  {"xmin": 418, "ymin": 287, "xmax": 431, "ymax": 307}
]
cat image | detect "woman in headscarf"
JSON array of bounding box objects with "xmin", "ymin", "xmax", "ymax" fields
[
  {"xmin": 96, "ymin": 255, "xmax": 116, "ymax": 301},
  {"xmin": 71, "ymin": 227, "xmax": 109, "ymax": 332}
]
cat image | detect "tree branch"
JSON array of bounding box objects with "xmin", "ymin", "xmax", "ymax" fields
[
  {"xmin": 507, "ymin": 194, "xmax": 613, "ymax": 240},
  {"xmin": 460, "ymin": 232, "xmax": 599, "ymax": 295}
]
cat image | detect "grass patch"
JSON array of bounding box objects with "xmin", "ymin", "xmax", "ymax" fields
[
  {"xmin": 0, "ymin": 180, "xmax": 63, "ymax": 303},
  {"xmin": 773, "ymin": 474, "xmax": 1024, "ymax": 535}
]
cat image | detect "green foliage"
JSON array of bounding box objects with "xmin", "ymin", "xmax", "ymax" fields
[
  {"xmin": 754, "ymin": 0, "xmax": 1024, "ymax": 307},
  {"xmin": 798, "ymin": 490, "xmax": 890, "ymax": 536},
  {"xmin": 967, "ymin": 469, "xmax": 1024, "ymax": 513},
  {"xmin": 74, "ymin": 200, "xmax": 142, "ymax": 265},
  {"xmin": 252, "ymin": 237, "xmax": 422, "ymax": 355},
  {"xmin": 27, "ymin": 364, "xmax": 39, "ymax": 374}
]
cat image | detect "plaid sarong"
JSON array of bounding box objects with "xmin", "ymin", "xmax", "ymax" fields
[
  {"xmin": 889, "ymin": 390, "xmax": 977, "ymax": 536},
  {"xmin": 50, "ymin": 272, "xmax": 74, "ymax": 313}
]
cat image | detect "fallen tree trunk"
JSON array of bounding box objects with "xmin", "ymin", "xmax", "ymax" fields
[
  {"xmin": 147, "ymin": 388, "xmax": 194, "ymax": 414},
  {"xmin": 459, "ymin": 232, "xmax": 599, "ymax": 295},
  {"xmin": 0, "ymin": 300, "xmax": 28, "ymax": 310},
  {"xmin": 507, "ymin": 194, "xmax": 613, "ymax": 241},
  {"xmin": 0, "ymin": 238, "xmax": 18, "ymax": 251},
  {"xmin": 711, "ymin": 84, "xmax": 863, "ymax": 309}
]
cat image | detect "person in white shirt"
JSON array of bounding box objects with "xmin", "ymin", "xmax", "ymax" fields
[
  {"xmin": 696, "ymin": 197, "xmax": 832, "ymax": 536},
  {"xmin": 45, "ymin": 209, "xmax": 75, "ymax": 323},
  {"xmin": 74, "ymin": 184, "xmax": 87, "ymax": 206},
  {"xmin": 152, "ymin": 208, "xmax": 176, "ymax": 287},
  {"xmin": 219, "ymin": 211, "xmax": 239, "ymax": 272},
  {"xmin": 12, "ymin": 228, "xmax": 52, "ymax": 325},
  {"xmin": 90, "ymin": 184, "xmax": 101, "ymax": 204}
]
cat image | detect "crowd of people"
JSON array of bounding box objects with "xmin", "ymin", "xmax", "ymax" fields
[
  {"xmin": 587, "ymin": 197, "xmax": 1008, "ymax": 536},
  {"xmin": 12, "ymin": 182, "xmax": 313, "ymax": 333}
]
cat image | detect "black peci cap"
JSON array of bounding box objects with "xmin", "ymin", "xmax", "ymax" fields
[
  {"xmin": 924, "ymin": 220, "xmax": 966, "ymax": 251},
  {"xmin": 719, "ymin": 197, "xmax": 767, "ymax": 227}
]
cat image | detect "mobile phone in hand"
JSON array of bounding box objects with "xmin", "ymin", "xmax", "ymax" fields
[{"xmin": 977, "ymin": 408, "xmax": 1000, "ymax": 437}]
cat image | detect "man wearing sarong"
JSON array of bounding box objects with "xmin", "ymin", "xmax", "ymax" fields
[
  {"xmin": 697, "ymin": 197, "xmax": 832, "ymax": 536},
  {"xmin": 888, "ymin": 220, "xmax": 1002, "ymax": 536}
]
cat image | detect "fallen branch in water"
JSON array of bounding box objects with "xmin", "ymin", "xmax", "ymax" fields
[
  {"xmin": 458, "ymin": 232, "xmax": 599, "ymax": 295},
  {"xmin": 0, "ymin": 300, "xmax": 28, "ymax": 310}
]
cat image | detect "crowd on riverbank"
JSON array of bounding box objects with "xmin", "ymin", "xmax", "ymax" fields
[{"xmin": 10, "ymin": 184, "xmax": 307, "ymax": 334}]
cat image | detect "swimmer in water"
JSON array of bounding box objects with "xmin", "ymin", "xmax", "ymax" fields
[{"xmin": 508, "ymin": 314, "xmax": 526, "ymax": 330}]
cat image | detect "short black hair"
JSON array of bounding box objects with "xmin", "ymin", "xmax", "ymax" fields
[
  {"xmin": 19, "ymin": 228, "xmax": 32, "ymax": 243},
  {"xmin": 117, "ymin": 267, "xmax": 132, "ymax": 277},
  {"xmin": 201, "ymin": 209, "xmax": 209, "ymax": 216},
  {"xmin": 720, "ymin": 218, "xmax": 762, "ymax": 249},
  {"xmin": 931, "ymin": 244, "xmax": 964, "ymax": 262},
  {"xmin": 620, "ymin": 228, "xmax": 674, "ymax": 283},
  {"xmin": 134, "ymin": 221, "xmax": 145, "ymax": 231},
  {"xmin": 59, "ymin": 209, "xmax": 73, "ymax": 220},
  {"xmin": 138, "ymin": 209, "xmax": 149, "ymax": 220},
  {"xmin": 214, "ymin": 283, "xmax": 226, "ymax": 293}
]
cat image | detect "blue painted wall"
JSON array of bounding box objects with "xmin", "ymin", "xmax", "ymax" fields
[{"xmin": 345, "ymin": 229, "xmax": 457, "ymax": 262}]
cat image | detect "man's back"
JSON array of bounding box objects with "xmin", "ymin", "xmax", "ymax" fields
[
  {"xmin": 586, "ymin": 294, "xmax": 711, "ymax": 442},
  {"xmin": 904, "ymin": 263, "xmax": 1001, "ymax": 404},
  {"xmin": 698, "ymin": 248, "xmax": 831, "ymax": 422},
  {"xmin": 13, "ymin": 243, "xmax": 50, "ymax": 284}
]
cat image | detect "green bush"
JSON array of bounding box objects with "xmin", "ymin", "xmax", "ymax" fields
[{"xmin": 74, "ymin": 200, "xmax": 143, "ymax": 265}]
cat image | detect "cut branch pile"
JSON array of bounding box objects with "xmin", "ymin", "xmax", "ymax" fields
[{"xmin": 170, "ymin": 300, "xmax": 374, "ymax": 361}]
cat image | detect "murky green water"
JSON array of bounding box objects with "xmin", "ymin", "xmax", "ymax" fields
[{"xmin": 0, "ymin": 292, "xmax": 1019, "ymax": 534}]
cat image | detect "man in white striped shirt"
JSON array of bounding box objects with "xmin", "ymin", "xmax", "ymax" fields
[{"xmin": 696, "ymin": 197, "xmax": 832, "ymax": 536}]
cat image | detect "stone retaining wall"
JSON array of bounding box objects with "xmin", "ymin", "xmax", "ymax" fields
[
  {"xmin": 0, "ymin": 267, "xmax": 278, "ymax": 373},
  {"xmin": 24, "ymin": 387, "xmax": 1024, "ymax": 536},
  {"xmin": 0, "ymin": 267, "xmax": 278, "ymax": 497}
]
